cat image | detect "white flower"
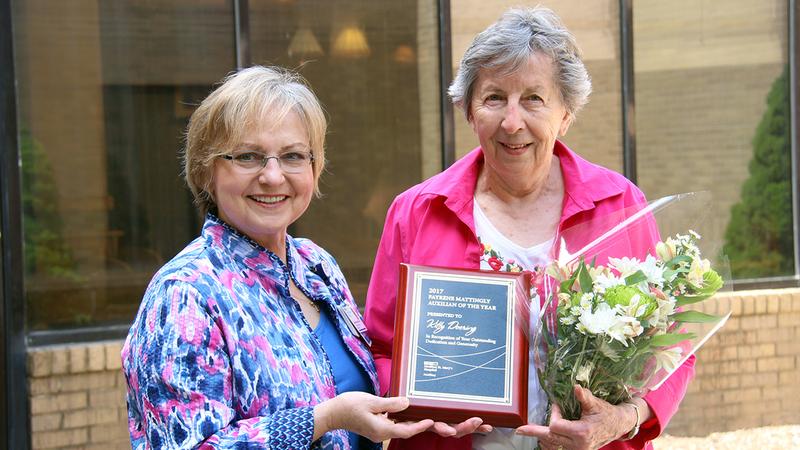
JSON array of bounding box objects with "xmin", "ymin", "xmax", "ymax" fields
[
  {"xmin": 560, "ymin": 315, "xmax": 577, "ymax": 326},
  {"xmin": 575, "ymin": 362, "xmax": 595, "ymax": 384},
  {"xmin": 649, "ymin": 296, "xmax": 676, "ymax": 330},
  {"xmin": 616, "ymin": 294, "xmax": 648, "ymax": 319},
  {"xmin": 587, "ymin": 265, "xmax": 608, "ymax": 279},
  {"xmin": 654, "ymin": 346, "xmax": 684, "ymax": 373},
  {"xmin": 547, "ymin": 258, "xmax": 575, "ymax": 282},
  {"xmin": 580, "ymin": 293, "xmax": 595, "ymax": 309},
  {"xmin": 656, "ymin": 240, "xmax": 677, "ymax": 261},
  {"xmin": 640, "ymin": 255, "xmax": 665, "ymax": 287},
  {"xmin": 593, "ymin": 272, "xmax": 624, "ymax": 294},
  {"xmin": 605, "ymin": 322, "xmax": 629, "ymax": 345},
  {"xmin": 674, "ymin": 233, "xmax": 701, "ymax": 259},
  {"xmin": 687, "ymin": 258, "xmax": 711, "ymax": 288},
  {"xmin": 578, "ymin": 303, "xmax": 619, "ymax": 336},
  {"xmin": 608, "ymin": 256, "xmax": 642, "ymax": 277},
  {"xmin": 619, "ymin": 316, "xmax": 644, "ymax": 338},
  {"xmin": 605, "ymin": 316, "xmax": 641, "ymax": 346}
]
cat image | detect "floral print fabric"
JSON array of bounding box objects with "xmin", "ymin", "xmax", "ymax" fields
[
  {"xmin": 479, "ymin": 240, "xmax": 526, "ymax": 273},
  {"xmin": 122, "ymin": 213, "xmax": 379, "ymax": 449}
]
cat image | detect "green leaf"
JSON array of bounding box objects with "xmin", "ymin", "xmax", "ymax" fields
[
  {"xmin": 578, "ymin": 264, "xmax": 593, "ymax": 293},
  {"xmin": 676, "ymin": 270, "xmax": 724, "ymax": 306},
  {"xmin": 675, "ymin": 293, "xmax": 713, "ymax": 307},
  {"xmin": 562, "ymin": 265, "xmax": 581, "ymax": 292},
  {"xmin": 623, "ymin": 345, "xmax": 638, "ymax": 357},
  {"xmin": 625, "ymin": 270, "xmax": 647, "ymax": 285},
  {"xmin": 666, "ymin": 255, "xmax": 692, "ymax": 267},
  {"xmin": 597, "ymin": 339, "xmax": 621, "ymax": 362},
  {"xmin": 671, "ymin": 311, "xmax": 722, "ymax": 323},
  {"xmin": 698, "ymin": 270, "xmax": 724, "ymax": 294},
  {"xmin": 649, "ymin": 332, "xmax": 696, "ymax": 347}
]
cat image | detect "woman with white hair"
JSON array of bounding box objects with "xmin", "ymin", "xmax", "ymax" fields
[
  {"xmin": 122, "ymin": 66, "xmax": 432, "ymax": 449},
  {"xmin": 365, "ymin": 7, "xmax": 693, "ymax": 450}
]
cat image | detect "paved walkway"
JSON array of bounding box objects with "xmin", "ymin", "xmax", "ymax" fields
[{"xmin": 653, "ymin": 425, "xmax": 800, "ymax": 449}]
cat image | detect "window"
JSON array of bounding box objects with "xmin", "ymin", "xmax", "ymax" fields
[
  {"xmin": 13, "ymin": 0, "xmax": 235, "ymax": 330},
  {"xmin": 13, "ymin": 0, "xmax": 444, "ymax": 333},
  {"xmin": 250, "ymin": 0, "xmax": 443, "ymax": 303},
  {"xmin": 634, "ymin": 0, "xmax": 792, "ymax": 281}
]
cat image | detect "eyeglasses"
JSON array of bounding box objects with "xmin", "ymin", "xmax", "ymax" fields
[{"xmin": 220, "ymin": 149, "xmax": 315, "ymax": 174}]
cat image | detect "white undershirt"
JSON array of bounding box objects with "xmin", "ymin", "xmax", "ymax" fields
[{"xmin": 473, "ymin": 200, "xmax": 552, "ymax": 450}]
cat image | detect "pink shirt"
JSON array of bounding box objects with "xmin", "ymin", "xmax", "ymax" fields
[{"xmin": 364, "ymin": 142, "xmax": 695, "ymax": 450}]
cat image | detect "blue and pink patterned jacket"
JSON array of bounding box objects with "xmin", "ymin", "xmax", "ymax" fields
[{"xmin": 122, "ymin": 213, "xmax": 380, "ymax": 449}]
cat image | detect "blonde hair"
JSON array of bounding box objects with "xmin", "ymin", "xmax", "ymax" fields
[{"xmin": 184, "ymin": 66, "xmax": 327, "ymax": 215}]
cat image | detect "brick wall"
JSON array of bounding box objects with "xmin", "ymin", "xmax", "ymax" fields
[
  {"xmin": 666, "ymin": 288, "xmax": 800, "ymax": 436},
  {"xmin": 26, "ymin": 289, "xmax": 800, "ymax": 447},
  {"xmin": 27, "ymin": 341, "xmax": 130, "ymax": 450}
]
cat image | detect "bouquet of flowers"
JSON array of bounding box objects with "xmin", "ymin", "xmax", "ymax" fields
[{"xmin": 535, "ymin": 198, "xmax": 729, "ymax": 421}]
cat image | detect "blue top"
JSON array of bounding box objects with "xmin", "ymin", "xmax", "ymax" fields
[{"xmin": 315, "ymin": 307, "xmax": 373, "ymax": 449}]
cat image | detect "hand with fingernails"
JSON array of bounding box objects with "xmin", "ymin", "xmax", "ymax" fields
[
  {"xmin": 515, "ymin": 385, "xmax": 650, "ymax": 450},
  {"xmin": 427, "ymin": 417, "xmax": 493, "ymax": 438},
  {"xmin": 313, "ymin": 392, "xmax": 434, "ymax": 443}
]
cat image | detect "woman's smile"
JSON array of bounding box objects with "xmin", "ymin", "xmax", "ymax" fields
[
  {"xmin": 249, "ymin": 194, "xmax": 289, "ymax": 205},
  {"xmin": 498, "ymin": 141, "xmax": 533, "ymax": 155}
]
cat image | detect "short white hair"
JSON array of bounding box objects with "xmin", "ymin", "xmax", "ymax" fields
[{"xmin": 449, "ymin": 6, "xmax": 592, "ymax": 118}]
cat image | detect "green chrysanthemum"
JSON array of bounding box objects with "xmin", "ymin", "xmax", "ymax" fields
[{"xmin": 603, "ymin": 285, "xmax": 658, "ymax": 318}]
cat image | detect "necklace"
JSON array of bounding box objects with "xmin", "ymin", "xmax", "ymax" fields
[
  {"xmin": 289, "ymin": 281, "xmax": 320, "ymax": 313},
  {"xmin": 302, "ymin": 297, "xmax": 320, "ymax": 313}
]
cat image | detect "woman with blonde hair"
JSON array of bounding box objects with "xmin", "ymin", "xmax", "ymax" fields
[{"xmin": 123, "ymin": 66, "xmax": 432, "ymax": 449}]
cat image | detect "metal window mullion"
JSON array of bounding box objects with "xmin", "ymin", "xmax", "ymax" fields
[
  {"xmin": 438, "ymin": 0, "xmax": 455, "ymax": 168},
  {"xmin": 790, "ymin": 0, "xmax": 799, "ymax": 280},
  {"xmin": 234, "ymin": 0, "xmax": 251, "ymax": 69},
  {"xmin": 620, "ymin": 0, "xmax": 637, "ymax": 183},
  {"xmin": 0, "ymin": 0, "xmax": 31, "ymax": 448}
]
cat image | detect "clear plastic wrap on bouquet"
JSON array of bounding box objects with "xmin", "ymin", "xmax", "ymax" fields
[{"xmin": 532, "ymin": 191, "xmax": 731, "ymax": 420}]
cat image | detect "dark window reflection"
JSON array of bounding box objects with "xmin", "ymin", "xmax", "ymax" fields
[
  {"xmin": 251, "ymin": 0, "xmax": 442, "ymax": 303},
  {"xmin": 14, "ymin": 0, "xmax": 234, "ymax": 330}
]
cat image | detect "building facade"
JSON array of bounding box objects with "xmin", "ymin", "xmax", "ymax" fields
[{"xmin": 1, "ymin": 0, "xmax": 798, "ymax": 448}]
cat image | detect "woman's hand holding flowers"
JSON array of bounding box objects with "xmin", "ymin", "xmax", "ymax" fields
[
  {"xmin": 535, "ymin": 231, "xmax": 723, "ymax": 434},
  {"xmin": 516, "ymin": 385, "xmax": 649, "ymax": 450}
]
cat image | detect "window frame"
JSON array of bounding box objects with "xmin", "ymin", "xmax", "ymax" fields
[
  {"xmin": 791, "ymin": 0, "xmax": 799, "ymax": 286},
  {"xmin": 1, "ymin": 0, "xmax": 31, "ymax": 446}
]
